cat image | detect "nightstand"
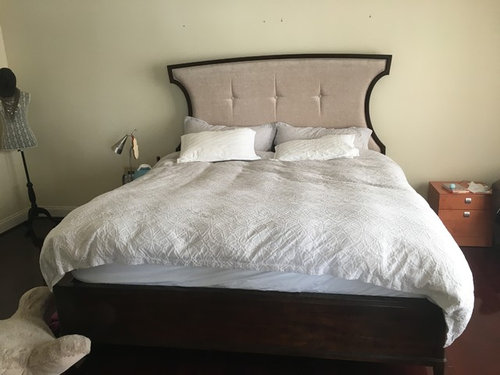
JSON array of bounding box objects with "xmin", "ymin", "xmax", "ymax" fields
[
  {"xmin": 428, "ymin": 181, "xmax": 493, "ymax": 247},
  {"xmin": 122, "ymin": 165, "xmax": 151, "ymax": 184}
]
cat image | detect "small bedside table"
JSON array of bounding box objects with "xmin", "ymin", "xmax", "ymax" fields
[{"xmin": 428, "ymin": 181, "xmax": 493, "ymax": 247}]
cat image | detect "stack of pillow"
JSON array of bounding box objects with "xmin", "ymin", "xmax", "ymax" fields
[{"xmin": 177, "ymin": 116, "xmax": 372, "ymax": 163}]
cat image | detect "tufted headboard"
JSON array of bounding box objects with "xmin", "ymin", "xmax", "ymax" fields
[{"xmin": 167, "ymin": 54, "xmax": 391, "ymax": 153}]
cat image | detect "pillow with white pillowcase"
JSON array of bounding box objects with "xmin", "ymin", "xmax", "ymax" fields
[
  {"xmin": 177, "ymin": 128, "xmax": 261, "ymax": 163},
  {"xmin": 274, "ymin": 122, "xmax": 372, "ymax": 150},
  {"xmin": 184, "ymin": 116, "xmax": 276, "ymax": 152},
  {"xmin": 274, "ymin": 134, "xmax": 359, "ymax": 161}
]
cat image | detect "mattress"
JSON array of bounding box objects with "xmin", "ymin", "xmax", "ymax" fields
[{"xmin": 72, "ymin": 264, "xmax": 420, "ymax": 298}]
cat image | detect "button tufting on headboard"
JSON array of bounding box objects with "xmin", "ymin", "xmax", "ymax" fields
[{"xmin": 168, "ymin": 54, "xmax": 391, "ymax": 154}]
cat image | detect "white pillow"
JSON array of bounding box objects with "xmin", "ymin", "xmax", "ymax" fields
[
  {"xmin": 178, "ymin": 128, "xmax": 261, "ymax": 163},
  {"xmin": 274, "ymin": 122, "xmax": 372, "ymax": 150},
  {"xmin": 274, "ymin": 134, "xmax": 359, "ymax": 161},
  {"xmin": 184, "ymin": 116, "xmax": 277, "ymax": 152}
]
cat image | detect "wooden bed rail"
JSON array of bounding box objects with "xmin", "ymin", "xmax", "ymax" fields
[{"xmin": 54, "ymin": 275, "xmax": 446, "ymax": 374}]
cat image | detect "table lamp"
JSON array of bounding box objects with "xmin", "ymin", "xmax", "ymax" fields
[{"xmin": 111, "ymin": 129, "xmax": 139, "ymax": 183}]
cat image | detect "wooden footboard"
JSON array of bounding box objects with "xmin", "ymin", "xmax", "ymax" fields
[{"xmin": 54, "ymin": 275, "xmax": 446, "ymax": 373}]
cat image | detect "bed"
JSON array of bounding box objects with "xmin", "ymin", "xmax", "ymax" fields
[{"xmin": 42, "ymin": 54, "xmax": 474, "ymax": 375}]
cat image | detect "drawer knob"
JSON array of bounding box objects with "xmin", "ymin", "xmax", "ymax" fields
[
  {"xmin": 465, "ymin": 197, "xmax": 472, "ymax": 204},
  {"xmin": 463, "ymin": 211, "xmax": 471, "ymax": 217}
]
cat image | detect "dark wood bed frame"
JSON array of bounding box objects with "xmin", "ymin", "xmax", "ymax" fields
[{"xmin": 53, "ymin": 54, "xmax": 447, "ymax": 375}]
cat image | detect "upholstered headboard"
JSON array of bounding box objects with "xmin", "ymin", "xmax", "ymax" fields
[{"xmin": 168, "ymin": 54, "xmax": 391, "ymax": 153}]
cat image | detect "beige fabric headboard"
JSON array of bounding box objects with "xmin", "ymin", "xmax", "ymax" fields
[{"xmin": 168, "ymin": 54, "xmax": 391, "ymax": 153}]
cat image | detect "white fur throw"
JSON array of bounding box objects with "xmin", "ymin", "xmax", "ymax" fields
[{"xmin": 0, "ymin": 286, "xmax": 91, "ymax": 375}]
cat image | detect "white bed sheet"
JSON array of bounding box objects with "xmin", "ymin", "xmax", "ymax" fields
[{"xmin": 72, "ymin": 264, "xmax": 419, "ymax": 298}]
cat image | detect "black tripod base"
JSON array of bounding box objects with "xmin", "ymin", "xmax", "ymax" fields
[
  {"xmin": 26, "ymin": 206, "xmax": 59, "ymax": 248},
  {"xmin": 17, "ymin": 150, "xmax": 60, "ymax": 248}
]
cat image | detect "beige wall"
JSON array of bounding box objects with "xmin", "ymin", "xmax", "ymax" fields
[
  {"xmin": 0, "ymin": 0, "xmax": 499, "ymax": 220},
  {"xmin": 0, "ymin": 22, "xmax": 28, "ymax": 232}
]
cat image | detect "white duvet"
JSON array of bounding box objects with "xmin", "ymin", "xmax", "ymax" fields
[{"xmin": 40, "ymin": 150, "xmax": 474, "ymax": 346}]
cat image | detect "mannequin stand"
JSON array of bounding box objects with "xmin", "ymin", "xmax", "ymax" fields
[{"xmin": 19, "ymin": 150, "xmax": 57, "ymax": 247}]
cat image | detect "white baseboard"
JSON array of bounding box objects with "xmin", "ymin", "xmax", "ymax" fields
[
  {"xmin": 0, "ymin": 209, "xmax": 27, "ymax": 233},
  {"xmin": 0, "ymin": 205, "xmax": 77, "ymax": 234}
]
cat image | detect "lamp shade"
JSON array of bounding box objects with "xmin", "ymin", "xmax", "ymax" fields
[
  {"xmin": 0, "ymin": 91, "xmax": 37, "ymax": 150},
  {"xmin": 111, "ymin": 135, "xmax": 128, "ymax": 154}
]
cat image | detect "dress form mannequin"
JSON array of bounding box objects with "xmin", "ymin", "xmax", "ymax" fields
[{"xmin": 0, "ymin": 67, "xmax": 54, "ymax": 246}]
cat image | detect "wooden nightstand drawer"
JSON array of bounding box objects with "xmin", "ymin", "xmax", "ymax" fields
[
  {"xmin": 438, "ymin": 209, "xmax": 491, "ymax": 243},
  {"xmin": 438, "ymin": 208, "xmax": 492, "ymax": 247},
  {"xmin": 428, "ymin": 181, "xmax": 493, "ymax": 247},
  {"xmin": 436, "ymin": 193, "xmax": 490, "ymax": 210}
]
